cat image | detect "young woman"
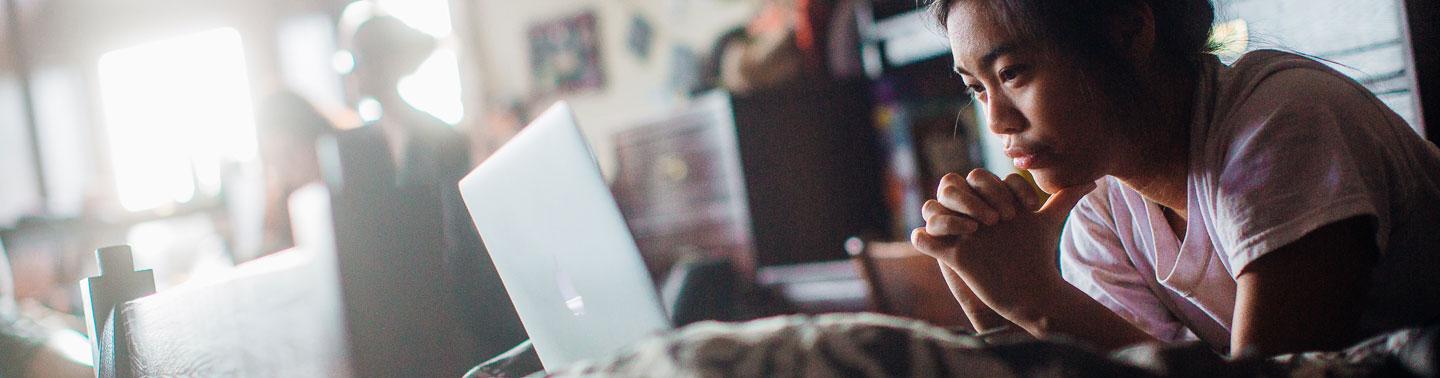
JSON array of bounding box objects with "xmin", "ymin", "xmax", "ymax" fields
[{"xmin": 910, "ymin": 0, "xmax": 1440, "ymax": 357}]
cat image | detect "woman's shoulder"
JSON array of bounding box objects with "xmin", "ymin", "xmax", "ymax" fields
[
  {"xmin": 1215, "ymin": 49, "xmax": 1371, "ymax": 113},
  {"xmin": 1201, "ymin": 49, "xmax": 1398, "ymax": 164},
  {"xmin": 1228, "ymin": 49, "xmax": 1331, "ymax": 75}
]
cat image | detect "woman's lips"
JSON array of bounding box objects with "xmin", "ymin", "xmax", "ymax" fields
[{"xmin": 1005, "ymin": 147, "xmax": 1053, "ymax": 170}]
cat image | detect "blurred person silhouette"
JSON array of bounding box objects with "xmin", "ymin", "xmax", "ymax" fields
[
  {"xmin": 255, "ymin": 90, "xmax": 337, "ymax": 256},
  {"xmin": 343, "ymin": 15, "xmax": 527, "ymax": 359}
]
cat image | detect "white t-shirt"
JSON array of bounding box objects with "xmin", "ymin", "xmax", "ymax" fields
[{"xmin": 1059, "ymin": 50, "xmax": 1440, "ymax": 351}]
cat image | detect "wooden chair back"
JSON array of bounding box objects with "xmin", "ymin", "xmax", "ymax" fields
[{"xmin": 847, "ymin": 238, "xmax": 970, "ymax": 329}]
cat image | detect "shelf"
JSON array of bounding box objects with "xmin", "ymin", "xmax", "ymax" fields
[{"xmin": 862, "ymin": 7, "xmax": 951, "ymax": 76}]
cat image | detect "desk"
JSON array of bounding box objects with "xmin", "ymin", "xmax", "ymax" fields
[{"xmin": 757, "ymin": 260, "xmax": 869, "ymax": 314}]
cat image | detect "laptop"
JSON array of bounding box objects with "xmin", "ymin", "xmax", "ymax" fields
[{"xmin": 458, "ymin": 102, "xmax": 672, "ymax": 371}]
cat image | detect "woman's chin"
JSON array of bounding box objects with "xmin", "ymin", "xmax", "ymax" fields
[{"xmin": 1031, "ymin": 169, "xmax": 1096, "ymax": 194}]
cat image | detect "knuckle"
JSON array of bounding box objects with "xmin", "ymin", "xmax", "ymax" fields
[
  {"xmin": 966, "ymin": 168, "xmax": 988, "ymax": 182},
  {"xmin": 940, "ymin": 216, "xmax": 964, "ymax": 232},
  {"xmin": 982, "ymin": 180, "xmax": 1006, "ymax": 194},
  {"xmin": 974, "ymin": 182, "xmax": 1005, "ymax": 201},
  {"xmin": 923, "ymin": 199, "xmax": 940, "ymax": 211},
  {"xmin": 970, "ymin": 170, "xmax": 1002, "ymax": 187},
  {"xmin": 934, "ymin": 215, "xmax": 957, "ymax": 230},
  {"xmin": 941, "ymin": 173, "xmax": 964, "ymax": 186},
  {"xmin": 940, "ymin": 185, "xmax": 962, "ymax": 201},
  {"xmin": 915, "ymin": 235, "xmax": 940, "ymax": 252}
]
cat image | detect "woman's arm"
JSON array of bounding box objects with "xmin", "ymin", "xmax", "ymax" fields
[
  {"xmin": 936, "ymin": 261, "xmax": 1012, "ymax": 332},
  {"xmin": 1231, "ymin": 216, "xmax": 1377, "ymax": 356},
  {"xmin": 1005, "ymin": 276, "xmax": 1159, "ymax": 350},
  {"xmin": 931, "ymin": 238, "xmax": 1159, "ymax": 349},
  {"xmin": 914, "ymin": 169, "xmax": 1157, "ymax": 351}
]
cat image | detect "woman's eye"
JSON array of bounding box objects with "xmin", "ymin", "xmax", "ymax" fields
[
  {"xmin": 966, "ymin": 84, "xmax": 986, "ymax": 94},
  {"xmin": 999, "ymin": 65, "xmax": 1028, "ymax": 82}
]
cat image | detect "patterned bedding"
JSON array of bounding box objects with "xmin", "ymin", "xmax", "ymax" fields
[{"xmin": 471, "ymin": 313, "xmax": 1438, "ymax": 377}]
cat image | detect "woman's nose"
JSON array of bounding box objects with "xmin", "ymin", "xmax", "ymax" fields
[{"xmin": 984, "ymin": 92, "xmax": 1024, "ymax": 135}]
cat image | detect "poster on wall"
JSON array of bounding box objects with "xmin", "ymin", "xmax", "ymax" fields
[{"xmin": 529, "ymin": 10, "xmax": 605, "ymax": 95}]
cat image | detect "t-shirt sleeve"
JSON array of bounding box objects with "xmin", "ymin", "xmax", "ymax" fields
[
  {"xmin": 1210, "ymin": 69, "xmax": 1381, "ymax": 277},
  {"xmin": 1060, "ymin": 192, "xmax": 1195, "ymax": 342}
]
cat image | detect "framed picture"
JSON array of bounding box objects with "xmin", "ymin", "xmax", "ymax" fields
[{"xmin": 529, "ymin": 10, "xmax": 605, "ymax": 95}]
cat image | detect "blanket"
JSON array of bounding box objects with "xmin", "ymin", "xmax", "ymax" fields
[{"xmin": 473, "ymin": 313, "xmax": 1438, "ymax": 377}]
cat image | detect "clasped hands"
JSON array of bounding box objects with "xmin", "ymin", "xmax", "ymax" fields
[{"xmin": 911, "ymin": 169, "xmax": 1095, "ymax": 324}]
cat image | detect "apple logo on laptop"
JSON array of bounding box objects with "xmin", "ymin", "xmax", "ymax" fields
[{"xmin": 552, "ymin": 254, "xmax": 586, "ymax": 317}]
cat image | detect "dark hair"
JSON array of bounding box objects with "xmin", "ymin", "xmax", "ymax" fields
[
  {"xmin": 930, "ymin": 0, "xmax": 1214, "ymax": 119},
  {"xmin": 928, "ymin": 0, "xmax": 1215, "ymax": 58},
  {"xmin": 351, "ymin": 16, "xmax": 436, "ymax": 76}
]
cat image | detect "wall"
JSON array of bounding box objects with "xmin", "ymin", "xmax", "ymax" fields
[{"xmin": 465, "ymin": 0, "xmax": 760, "ymax": 175}]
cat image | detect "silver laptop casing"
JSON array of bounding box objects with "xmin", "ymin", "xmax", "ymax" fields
[{"xmin": 458, "ymin": 102, "xmax": 671, "ymax": 371}]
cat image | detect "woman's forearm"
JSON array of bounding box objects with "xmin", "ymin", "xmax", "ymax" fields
[
  {"xmin": 1001, "ymin": 278, "xmax": 1158, "ymax": 351},
  {"xmin": 937, "ymin": 261, "xmax": 1014, "ymax": 332}
]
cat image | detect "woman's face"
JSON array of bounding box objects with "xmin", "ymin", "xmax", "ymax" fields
[{"xmin": 945, "ymin": 2, "xmax": 1125, "ymax": 193}]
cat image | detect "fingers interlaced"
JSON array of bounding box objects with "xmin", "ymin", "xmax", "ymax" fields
[
  {"xmin": 937, "ymin": 174, "xmax": 999, "ymax": 225},
  {"xmin": 1003, "ymin": 173, "xmax": 1039, "ymax": 211},
  {"xmin": 967, "ymin": 169, "xmax": 1019, "ymax": 221},
  {"xmin": 922, "ymin": 199, "xmax": 947, "ymax": 221},
  {"xmin": 923, "ymin": 170, "xmax": 1050, "ymax": 242},
  {"xmin": 910, "ymin": 227, "xmax": 943, "ymax": 253},
  {"xmin": 926, "ymin": 213, "xmax": 977, "ymax": 236},
  {"xmin": 922, "ymin": 200, "xmax": 975, "ymax": 236}
]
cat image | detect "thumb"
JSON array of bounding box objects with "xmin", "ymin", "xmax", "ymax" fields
[{"xmin": 1037, "ymin": 181, "xmax": 1098, "ymax": 225}]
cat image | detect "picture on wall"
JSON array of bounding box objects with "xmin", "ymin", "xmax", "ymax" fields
[
  {"xmin": 529, "ymin": 10, "xmax": 605, "ymax": 95},
  {"xmin": 627, "ymin": 13, "xmax": 654, "ymax": 61}
]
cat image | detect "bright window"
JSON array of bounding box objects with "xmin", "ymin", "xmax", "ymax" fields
[
  {"xmin": 341, "ymin": 0, "xmax": 465, "ymax": 125},
  {"xmin": 384, "ymin": 0, "xmax": 464, "ymax": 125},
  {"xmin": 399, "ymin": 48, "xmax": 465, "ymax": 125},
  {"xmin": 97, "ymin": 28, "xmax": 257, "ymax": 212}
]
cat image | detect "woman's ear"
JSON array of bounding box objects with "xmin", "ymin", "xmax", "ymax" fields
[{"xmin": 1107, "ymin": 2, "xmax": 1158, "ymax": 69}]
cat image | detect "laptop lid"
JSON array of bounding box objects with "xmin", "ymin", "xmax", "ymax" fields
[{"xmin": 458, "ymin": 102, "xmax": 671, "ymax": 371}]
